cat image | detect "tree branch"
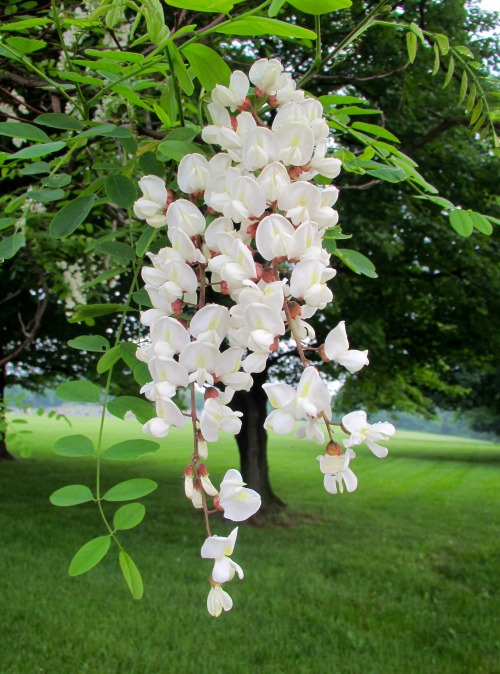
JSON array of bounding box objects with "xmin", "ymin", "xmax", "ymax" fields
[{"xmin": 403, "ymin": 116, "xmax": 469, "ymax": 153}]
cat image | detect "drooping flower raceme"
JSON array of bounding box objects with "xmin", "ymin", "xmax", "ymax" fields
[{"xmin": 132, "ymin": 57, "xmax": 395, "ymax": 617}]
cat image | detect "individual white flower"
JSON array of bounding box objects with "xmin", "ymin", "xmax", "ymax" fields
[
  {"xmin": 202, "ymin": 103, "xmax": 241, "ymax": 150},
  {"xmin": 275, "ymin": 121, "xmax": 315, "ymax": 167},
  {"xmin": 133, "ymin": 175, "xmax": 169, "ymax": 227},
  {"xmin": 201, "ymin": 527, "xmax": 244, "ymax": 584},
  {"xmin": 295, "ymin": 416, "xmax": 326, "ymax": 444},
  {"xmin": 169, "ymin": 227, "xmax": 205, "ymax": 264},
  {"xmin": 256, "ymin": 161, "xmax": 291, "ymax": 203},
  {"xmin": 255, "ymin": 214, "xmax": 294, "ymax": 261},
  {"xmin": 323, "ymin": 321, "xmax": 369, "ymax": 373},
  {"xmin": 212, "ymin": 70, "xmax": 250, "ymax": 110},
  {"xmin": 342, "ymin": 411, "xmax": 395, "ymax": 458},
  {"xmin": 197, "ymin": 463, "xmax": 219, "ymax": 497},
  {"xmin": 190, "ymin": 304, "xmax": 230, "ymax": 347},
  {"xmin": 241, "ymin": 127, "xmax": 279, "ymax": 171},
  {"xmin": 149, "ymin": 316, "xmax": 191, "ymax": 357},
  {"xmin": 317, "ymin": 448, "xmax": 358, "ymax": 494},
  {"xmin": 249, "ymin": 58, "xmax": 283, "ymax": 95},
  {"xmin": 142, "ymin": 397, "xmax": 186, "ymax": 438},
  {"xmin": 299, "ymin": 98, "xmax": 329, "ymax": 142},
  {"xmin": 207, "ymin": 583, "xmax": 233, "ymax": 617},
  {"xmin": 199, "ymin": 388, "xmax": 243, "ymax": 442},
  {"xmin": 179, "ymin": 341, "xmax": 220, "ymax": 388},
  {"xmin": 217, "ymin": 469, "xmax": 261, "ymax": 521},
  {"xmin": 215, "ymin": 347, "xmax": 253, "ymax": 391},
  {"xmin": 177, "ymin": 154, "xmax": 210, "ymax": 194},
  {"xmin": 289, "ymin": 259, "xmax": 336, "ymax": 309},
  {"xmin": 208, "ymin": 233, "xmax": 257, "ymax": 289},
  {"xmin": 166, "ymin": 199, "xmax": 205, "ymax": 236}
]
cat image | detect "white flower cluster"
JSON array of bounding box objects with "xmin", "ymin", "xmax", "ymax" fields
[{"xmin": 133, "ymin": 58, "xmax": 395, "ymax": 616}]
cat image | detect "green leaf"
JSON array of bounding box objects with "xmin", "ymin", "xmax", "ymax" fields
[
  {"xmin": 103, "ymin": 478, "xmax": 158, "ymax": 502},
  {"xmin": 59, "ymin": 72, "xmax": 103, "ymax": 86},
  {"xmin": 164, "ymin": 0, "xmax": 234, "ymax": 10},
  {"xmin": 0, "ymin": 217, "xmax": 16, "ymax": 231},
  {"xmin": 50, "ymin": 484, "xmax": 94, "ymax": 507},
  {"xmin": 455, "ymin": 45, "xmax": 474, "ymax": 58},
  {"xmin": 103, "ymin": 439, "xmax": 160, "ymax": 462},
  {"xmin": 68, "ymin": 303, "xmax": 124, "ymax": 323},
  {"xmin": 96, "ymin": 345, "xmax": 122, "ymax": 374},
  {"xmin": 80, "ymin": 267, "xmax": 125, "ymax": 290},
  {"xmin": 133, "ymin": 362, "xmax": 151, "ymax": 387},
  {"xmin": 36, "ymin": 113, "xmax": 84, "ymax": 131},
  {"xmin": 168, "ymin": 43, "xmax": 194, "ymax": 96},
  {"xmin": 8, "ymin": 141, "xmax": 66, "ymax": 160},
  {"xmin": 214, "ymin": 18, "xmax": 317, "ymax": 39},
  {"xmin": 442, "ymin": 56, "xmax": 454, "ymax": 89},
  {"xmin": 449, "ymin": 209, "xmax": 473, "ymax": 237},
  {"xmin": 414, "ymin": 195, "xmax": 455, "ymax": 210},
  {"xmin": 465, "ymin": 83, "xmax": 476, "ymax": 115},
  {"xmin": 0, "ymin": 233, "xmax": 25, "ymax": 260},
  {"xmin": 0, "ymin": 18, "xmax": 51, "ymax": 32},
  {"xmin": 459, "ymin": 71, "xmax": 468, "ymax": 104},
  {"xmin": 434, "ymin": 33, "xmax": 449, "ymax": 56},
  {"xmin": 406, "ymin": 32, "xmax": 417, "ymax": 64},
  {"xmin": 27, "ymin": 188, "xmax": 65, "ymax": 203},
  {"xmin": 432, "ymin": 43, "xmax": 440, "ymax": 76},
  {"xmin": 182, "ymin": 44, "xmax": 231, "ymax": 91},
  {"xmin": 107, "ymin": 396, "xmax": 155, "ymax": 424},
  {"xmin": 470, "ymin": 211, "xmax": 493, "ymax": 236},
  {"xmin": 114, "ymin": 503, "xmax": 146, "ymax": 531},
  {"xmin": 94, "ymin": 240, "xmax": 136, "ymax": 261},
  {"xmin": 42, "ymin": 173, "xmax": 72, "ymax": 188},
  {"xmin": 53, "ymin": 434, "xmax": 95, "ymax": 458},
  {"xmin": 69, "ymin": 536, "xmax": 111, "ymax": 576},
  {"xmin": 0, "ymin": 122, "xmax": 51, "ymax": 143},
  {"xmin": 485, "ymin": 215, "xmax": 500, "ymax": 226},
  {"xmin": 286, "ymin": 0, "xmax": 351, "ymax": 14},
  {"xmin": 333, "ymin": 106, "xmax": 380, "ymax": 116},
  {"xmin": 119, "ymin": 342, "xmax": 140, "ymax": 369},
  {"xmin": 136, "ymin": 225, "xmax": 157, "ymax": 257},
  {"xmin": 365, "ymin": 165, "xmax": 407, "ymax": 183},
  {"xmin": 138, "ymin": 152, "xmax": 165, "ymax": 178},
  {"xmin": 49, "ymin": 195, "xmax": 95, "ymax": 238},
  {"xmin": 157, "ymin": 140, "xmax": 202, "ymax": 162},
  {"xmin": 351, "ymin": 122, "xmax": 399, "ymax": 143},
  {"xmin": 268, "ymin": 0, "xmax": 287, "ymax": 16},
  {"xmin": 132, "ymin": 287, "xmax": 152, "ymax": 308},
  {"xmin": 56, "ymin": 380, "xmax": 101, "ymax": 404},
  {"xmin": 111, "ymin": 84, "xmax": 153, "ymax": 111},
  {"xmin": 409, "ymin": 22, "xmax": 425, "ymax": 44},
  {"xmin": 119, "ymin": 551, "xmax": 144, "ymax": 600},
  {"xmin": 5, "ymin": 37, "xmax": 46, "ymax": 53},
  {"xmin": 20, "ymin": 161, "xmax": 51, "ymax": 175},
  {"xmin": 67, "ymin": 335, "xmax": 110, "ymax": 352},
  {"xmin": 334, "ymin": 248, "xmax": 378, "ymax": 278},
  {"xmin": 84, "ymin": 49, "xmax": 145, "ymax": 63},
  {"xmin": 319, "ymin": 94, "xmax": 366, "ymax": 106},
  {"xmin": 104, "ymin": 174, "xmax": 138, "ymax": 208},
  {"xmin": 470, "ymin": 99, "xmax": 483, "ymax": 126}
]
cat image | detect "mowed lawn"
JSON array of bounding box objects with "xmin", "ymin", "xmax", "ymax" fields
[{"xmin": 1, "ymin": 415, "xmax": 499, "ymax": 674}]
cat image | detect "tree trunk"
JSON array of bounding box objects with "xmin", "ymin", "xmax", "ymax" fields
[
  {"xmin": 0, "ymin": 365, "xmax": 14, "ymax": 461},
  {"xmin": 232, "ymin": 369, "xmax": 285, "ymax": 512}
]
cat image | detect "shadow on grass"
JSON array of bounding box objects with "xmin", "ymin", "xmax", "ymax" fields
[{"xmin": 394, "ymin": 451, "xmax": 500, "ymax": 465}]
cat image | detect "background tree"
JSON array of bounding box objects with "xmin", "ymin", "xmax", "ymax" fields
[{"xmin": 0, "ymin": 0, "xmax": 498, "ymax": 503}]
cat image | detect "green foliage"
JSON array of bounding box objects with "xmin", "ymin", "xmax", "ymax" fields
[
  {"xmin": 55, "ymin": 380, "xmax": 101, "ymax": 404},
  {"xmin": 113, "ymin": 503, "xmax": 146, "ymax": 531},
  {"xmin": 53, "ymin": 434, "xmax": 95, "ymax": 458},
  {"xmin": 103, "ymin": 478, "xmax": 158, "ymax": 502},
  {"xmin": 102, "ymin": 439, "xmax": 160, "ymax": 461},
  {"xmin": 68, "ymin": 536, "xmax": 111, "ymax": 576},
  {"xmin": 50, "ymin": 484, "xmax": 95, "ymax": 507}
]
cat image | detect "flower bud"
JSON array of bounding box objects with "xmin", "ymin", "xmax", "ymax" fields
[
  {"xmin": 325, "ymin": 440, "xmax": 343, "ymax": 456},
  {"xmin": 287, "ymin": 301, "xmax": 302, "ymax": 320},
  {"xmin": 204, "ymin": 387, "xmax": 220, "ymax": 400}
]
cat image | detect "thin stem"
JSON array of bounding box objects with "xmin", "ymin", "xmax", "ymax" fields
[
  {"xmin": 297, "ymin": 0, "xmax": 392, "ymax": 89},
  {"xmin": 51, "ymin": 0, "xmax": 88, "ymax": 119},
  {"xmin": 180, "ymin": 0, "xmax": 272, "ymax": 50},
  {"xmin": 314, "ymin": 15, "xmax": 322, "ymax": 69}
]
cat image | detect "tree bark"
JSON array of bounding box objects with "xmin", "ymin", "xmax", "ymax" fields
[
  {"xmin": 232, "ymin": 369, "xmax": 285, "ymax": 512},
  {"xmin": 0, "ymin": 365, "xmax": 14, "ymax": 461}
]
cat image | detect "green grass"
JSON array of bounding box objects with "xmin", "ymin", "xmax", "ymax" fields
[{"xmin": 1, "ymin": 416, "xmax": 499, "ymax": 674}]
